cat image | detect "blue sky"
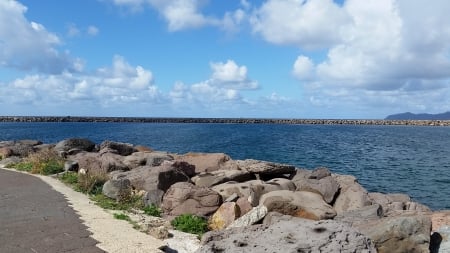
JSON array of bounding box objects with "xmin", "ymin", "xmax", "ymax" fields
[{"xmin": 1, "ymin": 0, "xmax": 450, "ymax": 119}]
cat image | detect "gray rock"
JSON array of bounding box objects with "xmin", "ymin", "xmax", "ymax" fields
[
  {"xmin": 175, "ymin": 153, "xmax": 235, "ymax": 173},
  {"xmin": 191, "ymin": 169, "xmax": 255, "ymax": 188},
  {"xmin": 236, "ymin": 159, "xmax": 295, "ymax": 178},
  {"xmin": 123, "ymin": 151, "xmax": 173, "ymax": 169},
  {"xmin": 309, "ymin": 167, "xmax": 332, "ymax": 179},
  {"xmin": 228, "ymin": 205, "xmax": 268, "ymax": 228},
  {"xmin": 54, "ymin": 138, "xmax": 96, "ymax": 152},
  {"xmin": 64, "ymin": 160, "xmax": 79, "ymax": 172},
  {"xmin": 334, "ymin": 204, "xmax": 383, "ymax": 227},
  {"xmin": 293, "ymin": 173, "xmax": 339, "ymax": 204},
  {"xmin": 369, "ymin": 192, "xmax": 431, "ymax": 216},
  {"xmin": 356, "ymin": 214, "xmax": 431, "ymax": 253},
  {"xmin": 162, "ymin": 182, "xmax": 222, "ymax": 217},
  {"xmin": 99, "ymin": 140, "xmax": 137, "ymax": 156},
  {"xmin": 333, "ymin": 174, "xmax": 372, "ymax": 214},
  {"xmin": 102, "ymin": 178, "xmax": 132, "ymax": 201},
  {"xmin": 260, "ymin": 190, "xmax": 336, "ymax": 220},
  {"xmin": 0, "ymin": 156, "xmax": 22, "ymax": 166},
  {"xmin": 197, "ymin": 217, "xmax": 376, "ymax": 253}
]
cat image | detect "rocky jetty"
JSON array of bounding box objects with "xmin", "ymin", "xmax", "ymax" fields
[
  {"xmin": 1, "ymin": 116, "xmax": 450, "ymax": 126},
  {"xmin": 1, "ymin": 138, "xmax": 449, "ymax": 252}
]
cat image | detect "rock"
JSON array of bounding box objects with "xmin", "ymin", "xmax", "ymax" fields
[
  {"xmin": 175, "ymin": 152, "xmax": 235, "ymax": 173},
  {"xmin": 99, "ymin": 140, "xmax": 137, "ymax": 156},
  {"xmin": 165, "ymin": 160, "xmax": 196, "ymax": 177},
  {"xmin": 430, "ymin": 211, "xmax": 450, "ymax": 253},
  {"xmin": 0, "ymin": 147, "xmax": 13, "ymax": 159},
  {"xmin": 197, "ymin": 217, "xmax": 376, "ymax": 253},
  {"xmin": 228, "ymin": 205, "xmax": 268, "ymax": 228},
  {"xmin": 0, "ymin": 156, "xmax": 22, "ymax": 166},
  {"xmin": 162, "ymin": 182, "xmax": 222, "ymax": 217},
  {"xmin": 9, "ymin": 144, "xmax": 35, "ymax": 157},
  {"xmin": 236, "ymin": 159, "xmax": 295, "ymax": 178},
  {"xmin": 333, "ymin": 174, "xmax": 372, "ymax": 214},
  {"xmin": 102, "ymin": 178, "xmax": 132, "ymax": 201},
  {"xmin": 191, "ymin": 169, "xmax": 255, "ymax": 188},
  {"xmin": 208, "ymin": 202, "xmax": 240, "ymax": 230},
  {"xmin": 54, "ymin": 138, "xmax": 96, "ymax": 152},
  {"xmin": 123, "ymin": 151, "xmax": 173, "ymax": 169},
  {"xmin": 309, "ymin": 167, "xmax": 332, "ymax": 179},
  {"xmin": 112, "ymin": 164, "xmax": 191, "ymax": 206},
  {"xmin": 17, "ymin": 140, "xmax": 43, "ymax": 146},
  {"xmin": 293, "ymin": 171, "xmax": 339, "ymax": 204},
  {"xmin": 212, "ymin": 179, "xmax": 295, "ymax": 205},
  {"xmin": 70, "ymin": 151, "xmax": 129, "ymax": 173},
  {"xmin": 369, "ymin": 192, "xmax": 431, "ymax": 215},
  {"xmin": 163, "ymin": 230, "xmax": 201, "ymax": 253},
  {"xmin": 334, "ymin": 204, "xmax": 383, "ymax": 227},
  {"xmin": 64, "ymin": 160, "xmax": 79, "ymax": 172},
  {"xmin": 260, "ymin": 190, "xmax": 336, "ymax": 220},
  {"xmin": 235, "ymin": 197, "xmax": 252, "ymax": 216},
  {"xmin": 356, "ymin": 214, "xmax": 431, "ymax": 253},
  {"xmin": 134, "ymin": 145, "xmax": 153, "ymax": 152},
  {"xmin": 224, "ymin": 193, "xmax": 239, "ymax": 202}
]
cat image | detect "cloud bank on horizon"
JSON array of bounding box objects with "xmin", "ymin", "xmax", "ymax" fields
[{"xmin": 1, "ymin": 0, "xmax": 450, "ymax": 118}]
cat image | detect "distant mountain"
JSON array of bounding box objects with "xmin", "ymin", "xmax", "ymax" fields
[{"xmin": 385, "ymin": 111, "xmax": 450, "ymax": 120}]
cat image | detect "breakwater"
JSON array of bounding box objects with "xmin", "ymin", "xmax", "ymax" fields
[{"xmin": 1, "ymin": 116, "xmax": 450, "ymax": 126}]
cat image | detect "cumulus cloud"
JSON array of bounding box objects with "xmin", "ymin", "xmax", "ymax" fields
[
  {"xmin": 250, "ymin": 0, "xmax": 350, "ymax": 48},
  {"xmin": 106, "ymin": 0, "xmax": 247, "ymax": 32},
  {"xmin": 0, "ymin": 0, "xmax": 81, "ymax": 74},
  {"xmin": 2, "ymin": 55, "xmax": 163, "ymax": 108},
  {"xmin": 169, "ymin": 60, "xmax": 258, "ymax": 108},
  {"xmin": 262, "ymin": 0, "xmax": 450, "ymax": 115},
  {"xmin": 87, "ymin": 26, "xmax": 99, "ymax": 36}
]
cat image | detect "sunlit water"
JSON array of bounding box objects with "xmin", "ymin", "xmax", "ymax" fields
[{"xmin": 1, "ymin": 122, "xmax": 449, "ymax": 210}]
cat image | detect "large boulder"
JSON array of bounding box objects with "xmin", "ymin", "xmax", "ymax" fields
[
  {"xmin": 292, "ymin": 168, "xmax": 339, "ymax": 204},
  {"xmin": 212, "ymin": 179, "xmax": 295, "ymax": 206},
  {"xmin": 196, "ymin": 217, "xmax": 376, "ymax": 253},
  {"xmin": 333, "ymin": 174, "xmax": 372, "ymax": 214},
  {"xmin": 0, "ymin": 147, "xmax": 13, "ymax": 159},
  {"xmin": 369, "ymin": 192, "xmax": 431, "ymax": 216},
  {"xmin": 334, "ymin": 204, "xmax": 384, "ymax": 227},
  {"xmin": 191, "ymin": 169, "xmax": 255, "ymax": 188},
  {"xmin": 260, "ymin": 190, "xmax": 336, "ymax": 220},
  {"xmin": 355, "ymin": 214, "xmax": 431, "ymax": 253},
  {"xmin": 175, "ymin": 153, "xmax": 235, "ymax": 173},
  {"xmin": 70, "ymin": 151, "xmax": 128, "ymax": 173},
  {"xmin": 102, "ymin": 177, "xmax": 132, "ymax": 201},
  {"xmin": 430, "ymin": 211, "xmax": 450, "ymax": 253},
  {"xmin": 111, "ymin": 164, "xmax": 191, "ymax": 206},
  {"xmin": 228, "ymin": 205, "xmax": 268, "ymax": 228},
  {"xmin": 123, "ymin": 151, "xmax": 174, "ymax": 169},
  {"xmin": 99, "ymin": 140, "xmax": 137, "ymax": 156},
  {"xmin": 236, "ymin": 159, "xmax": 296, "ymax": 179},
  {"xmin": 162, "ymin": 182, "xmax": 222, "ymax": 217},
  {"xmin": 54, "ymin": 138, "xmax": 96, "ymax": 153},
  {"xmin": 208, "ymin": 202, "xmax": 240, "ymax": 230}
]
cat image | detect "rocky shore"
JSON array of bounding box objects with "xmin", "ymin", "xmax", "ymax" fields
[
  {"xmin": 1, "ymin": 139, "xmax": 450, "ymax": 252},
  {"xmin": 1, "ymin": 116, "xmax": 450, "ymax": 126}
]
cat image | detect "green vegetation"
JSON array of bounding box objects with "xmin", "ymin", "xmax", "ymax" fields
[
  {"xmin": 171, "ymin": 214, "xmax": 208, "ymax": 236},
  {"xmin": 113, "ymin": 212, "xmax": 141, "ymax": 230},
  {"xmin": 59, "ymin": 171, "xmax": 78, "ymax": 185},
  {"xmin": 90, "ymin": 194, "xmax": 143, "ymax": 211},
  {"xmin": 9, "ymin": 149, "xmax": 64, "ymax": 175},
  {"xmin": 143, "ymin": 204, "xmax": 162, "ymax": 217}
]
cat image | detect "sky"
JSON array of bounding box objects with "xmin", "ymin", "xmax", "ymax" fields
[{"xmin": 1, "ymin": 0, "xmax": 450, "ymax": 119}]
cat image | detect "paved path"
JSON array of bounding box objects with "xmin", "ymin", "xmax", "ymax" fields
[{"xmin": 0, "ymin": 169, "xmax": 105, "ymax": 253}]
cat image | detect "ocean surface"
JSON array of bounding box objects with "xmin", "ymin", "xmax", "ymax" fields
[{"xmin": 1, "ymin": 122, "xmax": 449, "ymax": 210}]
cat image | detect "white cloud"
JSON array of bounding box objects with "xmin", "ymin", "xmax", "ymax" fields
[
  {"xmin": 106, "ymin": 0, "xmax": 247, "ymax": 33},
  {"xmin": 0, "ymin": 0, "xmax": 80, "ymax": 74},
  {"xmin": 292, "ymin": 55, "xmax": 314, "ymax": 81},
  {"xmin": 2, "ymin": 55, "xmax": 162, "ymax": 108},
  {"xmin": 87, "ymin": 25, "xmax": 99, "ymax": 36},
  {"xmin": 67, "ymin": 23, "xmax": 81, "ymax": 37},
  {"xmin": 250, "ymin": 0, "xmax": 350, "ymax": 48}
]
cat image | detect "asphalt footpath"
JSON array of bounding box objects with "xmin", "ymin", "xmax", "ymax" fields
[{"xmin": 0, "ymin": 169, "xmax": 105, "ymax": 253}]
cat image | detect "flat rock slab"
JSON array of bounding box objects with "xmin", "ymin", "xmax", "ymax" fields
[{"xmin": 0, "ymin": 169, "xmax": 104, "ymax": 253}]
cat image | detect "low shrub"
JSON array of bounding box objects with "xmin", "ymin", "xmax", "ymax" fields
[
  {"xmin": 90, "ymin": 194, "xmax": 143, "ymax": 211},
  {"xmin": 25, "ymin": 149, "xmax": 64, "ymax": 175},
  {"xmin": 77, "ymin": 171, "xmax": 108, "ymax": 195},
  {"xmin": 11, "ymin": 162, "xmax": 33, "ymax": 172},
  {"xmin": 143, "ymin": 204, "xmax": 162, "ymax": 217},
  {"xmin": 60, "ymin": 172, "xmax": 79, "ymax": 185},
  {"xmin": 171, "ymin": 214, "xmax": 208, "ymax": 236}
]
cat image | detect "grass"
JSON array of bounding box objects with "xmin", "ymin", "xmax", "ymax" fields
[
  {"xmin": 77, "ymin": 171, "xmax": 109, "ymax": 195},
  {"xmin": 171, "ymin": 214, "xmax": 209, "ymax": 236},
  {"xmin": 113, "ymin": 212, "xmax": 142, "ymax": 230},
  {"xmin": 60, "ymin": 171, "xmax": 78, "ymax": 185},
  {"xmin": 90, "ymin": 194, "xmax": 144, "ymax": 211},
  {"xmin": 8, "ymin": 149, "xmax": 64, "ymax": 175},
  {"xmin": 143, "ymin": 204, "xmax": 162, "ymax": 217}
]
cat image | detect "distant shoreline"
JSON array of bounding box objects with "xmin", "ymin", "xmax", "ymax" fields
[{"xmin": 1, "ymin": 116, "xmax": 450, "ymax": 126}]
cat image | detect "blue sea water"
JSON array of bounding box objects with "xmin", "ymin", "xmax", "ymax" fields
[{"xmin": 1, "ymin": 122, "xmax": 449, "ymax": 210}]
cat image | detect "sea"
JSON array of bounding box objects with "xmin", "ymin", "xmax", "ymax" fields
[{"xmin": 1, "ymin": 122, "xmax": 449, "ymax": 210}]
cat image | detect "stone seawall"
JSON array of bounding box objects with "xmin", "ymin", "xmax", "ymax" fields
[{"xmin": 1, "ymin": 116, "xmax": 450, "ymax": 126}]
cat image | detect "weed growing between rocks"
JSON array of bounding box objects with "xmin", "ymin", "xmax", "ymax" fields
[
  {"xmin": 143, "ymin": 204, "xmax": 162, "ymax": 217},
  {"xmin": 90, "ymin": 194, "xmax": 144, "ymax": 211},
  {"xmin": 60, "ymin": 172, "xmax": 78, "ymax": 185},
  {"xmin": 171, "ymin": 214, "xmax": 209, "ymax": 237},
  {"xmin": 77, "ymin": 171, "xmax": 109, "ymax": 195},
  {"xmin": 113, "ymin": 212, "xmax": 142, "ymax": 230}
]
